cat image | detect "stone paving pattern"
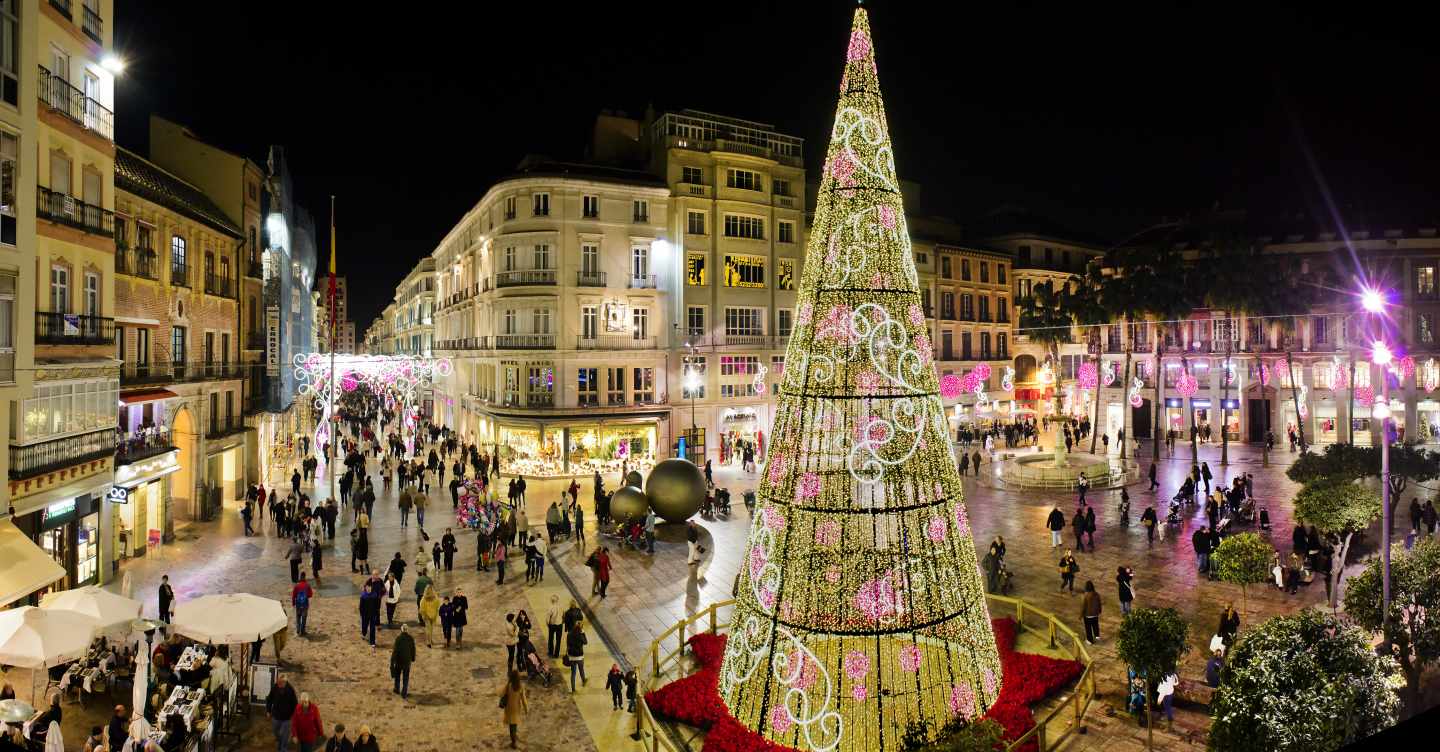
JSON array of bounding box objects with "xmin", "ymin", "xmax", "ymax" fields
[{"xmin": 17, "ymin": 436, "xmax": 1398, "ymax": 752}]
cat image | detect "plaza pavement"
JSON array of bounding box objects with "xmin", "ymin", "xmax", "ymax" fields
[{"xmin": 15, "ymin": 437, "xmax": 1398, "ymax": 752}]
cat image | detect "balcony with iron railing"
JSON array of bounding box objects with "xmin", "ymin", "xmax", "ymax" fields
[
  {"xmin": 48, "ymin": 0, "xmax": 71, "ymax": 18},
  {"xmin": 37, "ymin": 185, "xmax": 114, "ymax": 236},
  {"xmin": 37, "ymin": 65, "xmax": 113, "ymax": 142},
  {"xmin": 115, "ymin": 245, "xmax": 160, "ymax": 280},
  {"xmin": 495, "ymin": 334, "xmax": 555, "ymax": 350},
  {"xmin": 204, "ymin": 272, "xmax": 233, "ymax": 298},
  {"xmin": 10, "ymin": 427, "xmax": 116, "ymax": 480},
  {"xmin": 435, "ymin": 337, "xmax": 490, "ymax": 351},
  {"xmin": 115, "ymin": 428, "xmax": 174, "ymax": 467},
  {"xmin": 495, "ymin": 269, "xmax": 556, "ymax": 287},
  {"xmin": 36, "ymin": 312, "xmax": 114, "ymax": 345},
  {"xmin": 81, "ymin": 4, "xmax": 102, "ymax": 42},
  {"xmin": 629, "ymin": 274, "xmax": 657, "ymax": 289},
  {"xmin": 171, "ymin": 263, "xmax": 189, "ymax": 287},
  {"xmin": 206, "ymin": 417, "xmax": 246, "ymax": 440},
  {"xmin": 577, "ymin": 270, "xmax": 606, "ymax": 287},
  {"xmin": 246, "ymin": 258, "xmax": 263, "ymax": 279},
  {"xmin": 120, "ymin": 361, "xmax": 170, "ymax": 386},
  {"xmin": 577, "ymin": 335, "xmax": 658, "ymax": 350}
]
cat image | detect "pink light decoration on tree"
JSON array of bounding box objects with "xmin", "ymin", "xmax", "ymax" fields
[
  {"xmin": 940, "ymin": 373, "xmax": 964, "ymax": 399},
  {"xmin": 1355, "ymin": 386, "xmax": 1375, "ymax": 407},
  {"xmin": 972, "ymin": 363, "xmax": 992, "ymax": 381},
  {"xmin": 854, "ymin": 573, "xmax": 900, "ymax": 623},
  {"xmin": 1077, "ymin": 362, "xmax": 1099, "ymax": 389},
  {"xmin": 1397, "ymin": 355, "xmax": 1417, "ymax": 380}
]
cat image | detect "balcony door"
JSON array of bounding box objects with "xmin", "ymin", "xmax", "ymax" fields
[
  {"xmin": 82, "ymin": 72, "xmax": 100, "ymax": 131},
  {"xmin": 136, "ymin": 328, "xmax": 150, "ymax": 377},
  {"xmin": 50, "ymin": 152, "xmax": 70, "ymax": 201},
  {"xmin": 50, "ymin": 265, "xmax": 68, "ymax": 313},
  {"xmin": 82, "ymin": 169, "xmax": 100, "ymax": 208}
]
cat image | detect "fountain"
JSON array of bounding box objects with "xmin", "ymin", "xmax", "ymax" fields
[{"xmin": 996, "ymin": 421, "xmax": 1124, "ymax": 488}]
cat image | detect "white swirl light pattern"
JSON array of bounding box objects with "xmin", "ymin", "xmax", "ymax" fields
[
  {"xmin": 717, "ymin": 9, "xmax": 1002, "ymax": 751},
  {"xmin": 293, "ymin": 354, "xmax": 453, "ymax": 459}
]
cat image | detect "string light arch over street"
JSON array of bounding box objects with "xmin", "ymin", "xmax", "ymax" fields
[{"xmin": 292, "ymin": 353, "xmax": 453, "ymax": 458}]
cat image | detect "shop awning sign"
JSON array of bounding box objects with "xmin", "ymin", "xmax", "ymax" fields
[{"xmin": 106, "ymin": 487, "xmax": 131, "ymax": 504}]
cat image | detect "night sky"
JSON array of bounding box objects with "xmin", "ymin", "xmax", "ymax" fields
[{"xmin": 117, "ymin": 1, "xmax": 1440, "ymax": 329}]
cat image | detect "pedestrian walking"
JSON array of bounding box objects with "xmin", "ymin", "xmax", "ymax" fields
[
  {"xmin": 1193, "ymin": 526, "xmax": 1212, "ymax": 572},
  {"xmin": 1047, "ymin": 506, "xmax": 1065, "ymax": 548},
  {"xmin": 450, "ymin": 588, "xmax": 469, "ymax": 646},
  {"xmin": 157, "ymin": 575, "xmax": 174, "ymax": 624},
  {"xmin": 384, "ymin": 574, "xmax": 400, "ymax": 626},
  {"xmin": 1116, "ymin": 566, "xmax": 1134, "ymax": 615},
  {"xmin": 1147, "ymin": 463, "xmax": 1158, "ymax": 491},
  {"xmin": 1084, "ymin": 506, "xmax": 1097, "ymax": 550},
  {"xmin": 545, "ymin": 594, "xmax": 564, "ymax": 659},
  {"xmin": 398, "ymin": 491, "xmax": 412, "ymax": 528},
  {"xmin": 387, "ymin": 552, "xmax": 407, "ymax": 585},
  {"xmin": 624, "ymin": 666, "xmax": 638, "ymax": 712},
  {"xmin": 1141, "ymin": 505, "xmax": 1157, "ymax": 545},
  {"xmin": 287, "ymin": 539, "xmax": 305, "ymax": 584},
  {"xmin": 498, "ymin": 670, "xmax": 528, "ymax": 749},
  {"xmin": 441, "ymin": 528, "xmax": 456, "ymax": 571},
  {"xmin": 1081, "ymin": 581, "xmax": 1102, "ymax": 643},
  {"xmin": 291, "ymin": 573, "xmax": 315, "ymax": 637},
  {"xmin": 412, "ymin": 570, "xmax": 432, "ymax": 614},
  {"xmin": 310, "ymin": 539, "xmax": 323, "ymax": 586},
  {"xmin": 419, "ymin": 586, "xmax": 440, "ymax": 648},
  {"xmin": 265, "ymin": 675, "xmax": 298, "ymax": 752},
  {"xmin": 494, "ymin": 541, "xmax": 508, "ymax": 585},
  {"xmin": 606, "ymin": 665, "xmax": 625, "ymax": 710},
  {"xmin": 1071, "ymin": 509, "xmax": 1087, "ymax": 553},
  {"xmin": 390, "ymin": 625, "xmax": 416, "ymax": 698},
  {"xmin": 325, "ymin": 724, "xmax": 351, "ymax": 752},
  {"xmin": 1058, "ymin": 550, "xmax": 1078, "ymax": 593},
  {"xmin": 504, "ymin": 613, "xmax": 519, "ymax": 673},
  {"xmin": 566, "ymin": 618, "xmax": 589, "ymax": 692},
  {"xmin": 292, "ymin": 694, "xmax": 323, "ymax": 752}
]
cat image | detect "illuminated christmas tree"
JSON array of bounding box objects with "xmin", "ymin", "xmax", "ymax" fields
[{"xmin": 717, "ymin": 8, "xmax": 1002, "ymax": 751}]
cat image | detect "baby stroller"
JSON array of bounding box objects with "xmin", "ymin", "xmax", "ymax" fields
[
  {"xmin": 517, "ymin": 636, "xmax": 551, "ymax": 687},
  {"xmin": 714, "ymin": 488, "xmax": 732, "ymax": 516},
  {"xmin": 1166, "ymin": 499, "xmax": 1182, "ymax": 525}
]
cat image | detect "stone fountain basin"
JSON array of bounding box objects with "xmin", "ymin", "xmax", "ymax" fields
[{"xmin": 1005, "ymin": 452, "xmax": 1113, "ymax": 485}]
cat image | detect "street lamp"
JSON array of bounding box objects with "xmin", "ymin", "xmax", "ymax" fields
[{"xmin": 1366, "ymin": 293, "xmax": 1394, "ymax": 651}]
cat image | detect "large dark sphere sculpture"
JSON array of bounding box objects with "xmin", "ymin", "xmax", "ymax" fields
[
  {"xmin": 645, "ymin": 458, "xmax": 705, "ymax": 523},
  {"xmin": 625, "ymin": 470, "xmax": 645, "ymax": 489},
  {"xmin": 610, "ymin": 485, "xmax": 650, "ymax": 523}
]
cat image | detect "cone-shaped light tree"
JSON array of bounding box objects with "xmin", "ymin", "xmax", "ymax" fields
[{"xmin": 717, "ymin": 8, "xmax": 1003, "ymax": 751}]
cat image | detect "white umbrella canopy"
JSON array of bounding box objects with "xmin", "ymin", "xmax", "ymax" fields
[
  {"xmin": 171, "ymin": 594, "xmax": 287, "ymax": 645},
  {"xmin": 40, "ymin": 586, "xmax": 142, "ymax": 632},
  {"xmin": 0, "ymin": 606, "xmax": 99, "ymax": 669}
]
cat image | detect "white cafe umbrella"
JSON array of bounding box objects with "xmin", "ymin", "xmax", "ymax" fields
[
  {"xmin": 0, "ymin": 606, "xmax": 98, "ymax": 669},
  {"xmin": 0, "ymin": 698, "xmax": 35, "ymax": 723},
  {"xmin": 131, "ymin": 658, "xmax": 148, "ymax": 725},
  {"xmin": 171, "ymin": 594, "xmax": 287, "ymax": 645},
  {"xmin": 40, "ymin": 586, "xmax": 142, "ymax": 632}
]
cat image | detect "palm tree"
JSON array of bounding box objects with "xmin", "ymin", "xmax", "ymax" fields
[
  {"xmin": 1067, "ymin": 266, "xmax": 1111, "ymax": 454},
  {"xmin": 1018, "ymin": 279, "xmax": 1076, "ymax": 445},
  {"xmin": 1201, "ymin": 226, "xmax": 1265, "ymax": 467},
  {"xmin": 1249, "ymin": 256, "xmax": 1335, "ymax": 454},
  {"xmin": 1124, "ymin": 240, "xmax": 1196, "ymax": 463}
]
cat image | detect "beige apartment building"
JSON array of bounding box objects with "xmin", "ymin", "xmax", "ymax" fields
[{"xmin": 4, "ymin": 0, "xmax": 122, "ymax": 599}]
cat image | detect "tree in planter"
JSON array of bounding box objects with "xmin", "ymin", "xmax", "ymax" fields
[
  {"xmin": 1208, "ymin": 610, "xmax": 1399, "ymax": 752},
  {"xmin": 1292, "ymin": 479, "xmax": 1383, "ymax": 608},
  {"xmin": 1288, "ymin": 441, "xmax": 1440, "ymax": 515},
  {"xmin": 1212, "ymin": 533, "xmax": 1274, "ymax": 617},
  {"xmin": 1116, "ymin": 607, "xmax": 1189, "ymax": 750},
  {"xmin": 900, "ymin": 716, "xmax": 1006, "ymax": 752},
  {"xmin": 1342, "ymin": 538, "xmax": 1440, "ymax": 714}
]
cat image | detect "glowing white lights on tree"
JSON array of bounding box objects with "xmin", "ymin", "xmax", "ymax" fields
[
  {"xmin": 1424, "ymin": 359, "xmax": 1439, "ymax": 393},
  {"xmin": 1128, "ymin": 376, "xmax": 1145, "ymax": 408},
  {"xmin": 1101, "ymin": 361, "xmax": 1116, "ymax": 387},
  {"xmin": 718, "ymin": 10, "xmax": 1001, "ymax": 750},
  {"xmin": 1001, "ymin": 366, "xmax": 1015, "ymax": 393}
]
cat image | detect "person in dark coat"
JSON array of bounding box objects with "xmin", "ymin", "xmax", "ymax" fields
[
  {"xmin": 441, "ymin": 529, "xmax": 457, "ymax": 571},
  {"xmin": 1116, "ymin": 566, "xmax": 1135, "ymax": 614},
  {"xmin": 390, "ymin": 625, "xmax": 416, "ymax": 698},
  {"xmin": 449, "ymin": 588, "xmax": 469, "ymax": 646},
  {"xmin": 1058, "ymin": 550, "xmax": 1078, "ymax": 592},
  {"xmin": 1193, "ymin": 526, "xmax": 1211, "ymax": 572},
  {"xmin": 1148, "ymin": 462, "xmax": 1159, "ymax": 491},
  {"xmin": 1047, "ymin": 506, "xmax": 1065, "ymax": 548},
  {"xmin": 1140, "ymin": 505, "xmax": 1158, "ymax": 545},
  {"xmin": 1411, "ymin": 498, "xmax": 1423, "ymax": 533},
  {"xmin": 157, "ymin": 575, "xmax": 174, "ymax": 623},
  {"xmin": 1084, "ymin": 506, "xmax": 1097, "ymax": 549},
  {"xmin": 1071, "ymin": 509, "xmax": 1088, "ymax": 553},
  {"xmin": 1218, "ymin": 604, "xmax": 1241, "ymax": 646}
]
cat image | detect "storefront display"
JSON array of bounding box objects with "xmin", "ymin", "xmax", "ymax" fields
[
  {"xmin": 1313, "ymin": 403, "xmax": 1338, "ymax": 444},
  {"xmin": 28, "ymin": 493, "xmax": 102, "ymax": 592},
  {"xmin": 1419, "ymin": 400, "xmax": 1440, "ymax": 443},
  {"xmin": 498, "ymin": 422, "xmax": 657, "ymax": 478}
]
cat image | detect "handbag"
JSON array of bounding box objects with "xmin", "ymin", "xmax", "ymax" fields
[{"xmin": 499, "ymin": 692, "xmax": 508, "ymax": 709}]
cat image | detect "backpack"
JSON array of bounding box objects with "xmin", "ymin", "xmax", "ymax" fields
[{"xmin": 295, "ymin": 587, "xmax": 310, "ymax": 608}]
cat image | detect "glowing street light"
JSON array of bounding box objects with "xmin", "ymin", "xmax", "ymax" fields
[
  {"xmin": 101, "ymin": 54, "xmax": 125, "ymax": 75},
  {"xmin": 1361, "ymin": 286, "xmax": 1387, "ymax": 313},
  {"xmin": 1371, "ymin": 341, "xmax": 1393, "ymax": 365}
]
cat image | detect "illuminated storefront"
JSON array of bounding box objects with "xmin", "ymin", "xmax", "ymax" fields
[{"xmin": 494, "ymin": 418, "xmax": 659, "ymax": 478}]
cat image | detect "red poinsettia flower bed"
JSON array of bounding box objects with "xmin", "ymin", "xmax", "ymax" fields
[{"xmin": 644, "ymin": 618, "xmax": 1082, "ymax": 752}]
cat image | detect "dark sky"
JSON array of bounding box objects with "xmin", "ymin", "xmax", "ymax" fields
[{"xmin": 117, "ymin": 1, "xmax": 1440, "ymax": 329}]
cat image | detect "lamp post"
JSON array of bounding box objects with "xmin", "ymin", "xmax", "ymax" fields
[{"xmin": 1362, "ymin": 285, "xmax": 1393, "ymax": 650}]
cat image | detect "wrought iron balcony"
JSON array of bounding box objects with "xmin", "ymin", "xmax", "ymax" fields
[
  {"xmin": 577, "ymin": 335, "xmax": 657, "ymax": 350},
  {"xmin": 115, "ymin": 246, "xmax": 160, "ymax": 280},
  {"xmin": 48, "ymin": 0, "xmax": 71, "ymax": 19},
  {"xmin": 204, "ymin": 272, "xmax": 233, "ymax": 297},
  {"xmin": 10, "ymin": 428, "xmax": 116, "ymax": 480},
  {"xmin": 246, "ymin": 258, "xmax": 263, "ymax": 279},
  {"xmin": 37, "ymin": 185, "xmax": 114, "ymax": 236},
  {"xmin": 37, "ymin": 65, "xmax": 113, "ymax": 142},
  {"xmin": 36, "ymin": 312, "xmax": 114, "ymax": 345},
  {"xmin": 495, "ymin": 334, "xmax": 555, "ymax": 350},
  {"xmin": 120, "ymin": 361, "xmax": 171, "ymax": 386},
  {"xmin": 171, "ymin": 264, "xmax": 190, "ymax": 287},
  {"xmin": 495, "ymin": 269, "xmax": 556, "ymax": 287},
  {"xmin": 81, "ymin": 5, "xmax": 102, "ymax": 43},
  {"xmin": 116, "ymin": 430, "xmax": 175, "ymax": 466},
  {"xmin": 577, "ymin": 270, "xmax": 606, "ymax": 287}
]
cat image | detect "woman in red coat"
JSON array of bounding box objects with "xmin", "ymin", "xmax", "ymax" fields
[
  {"xmin": 291, "ymin": 693, "xmax": 324, "ymax": 752},
  {"xmin": 596, "ymin": 548, "xmax": 612, "ymax": 598}
]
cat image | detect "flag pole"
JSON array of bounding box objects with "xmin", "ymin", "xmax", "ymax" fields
[{"xmin": 327, "ymin": 196, "xmax": 338, "ymax": 506}]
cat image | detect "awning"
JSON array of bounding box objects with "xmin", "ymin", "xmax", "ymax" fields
[
  {"xmin": 121, "ymin": 388, "xmax": 179, "ymax": 405},
  {"xmin": 0, "ymin": 520, "xmax": 65, "ymax": 607}
]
